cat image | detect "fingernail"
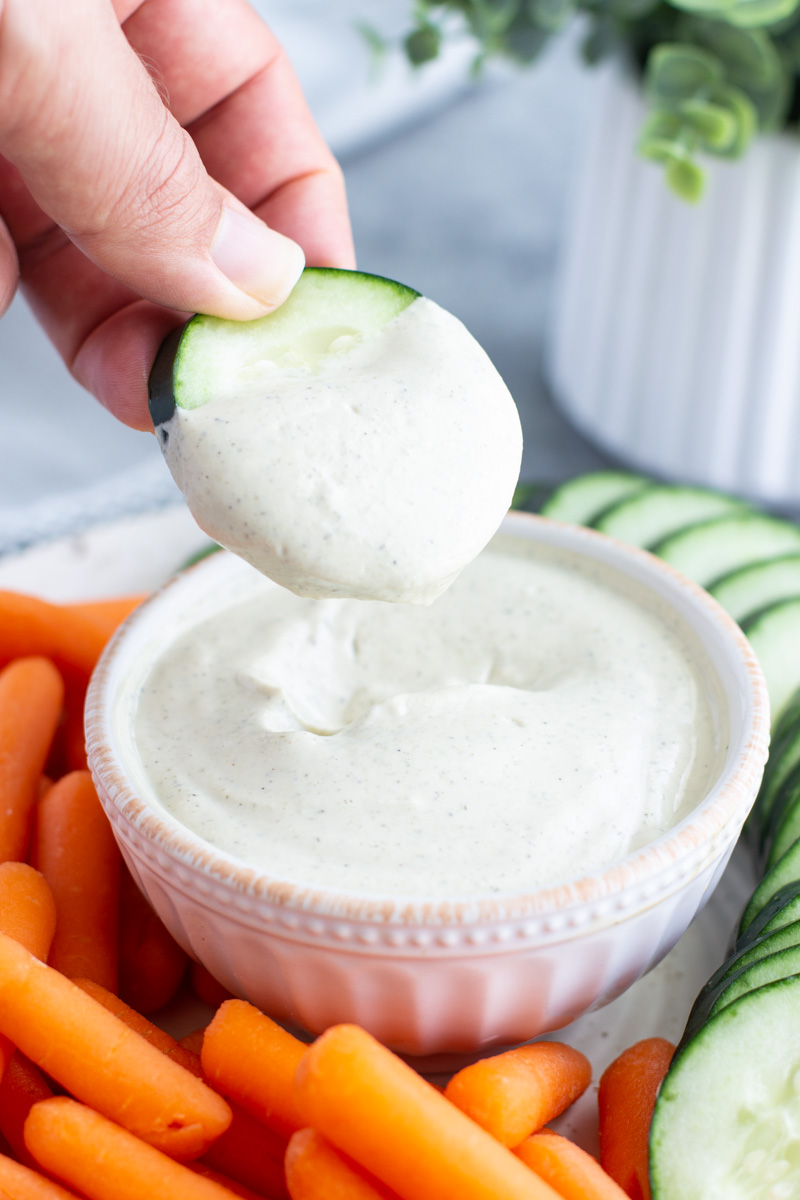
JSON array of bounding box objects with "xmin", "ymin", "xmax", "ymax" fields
[{"xmin": 211, "ymin": 205, "xmax": 305, "ymax": 309}]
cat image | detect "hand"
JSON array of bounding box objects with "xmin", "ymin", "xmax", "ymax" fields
[{"xmin": 0, "ymin": 0, "xmax": 355, "ymax": 430}]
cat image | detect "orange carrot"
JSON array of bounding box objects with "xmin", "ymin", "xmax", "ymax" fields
[
  {"xmin": 202, "ymin": 1000, "xmax": 307, "ymax": 1139},
  {"xmin": 60, "ymin": 681, "xmax": 88, "ymax": 773},
  {"xmin": 0, "ymin": 863, "xmax": 57, "ymax": 961},
  {"xmin": 72, "ymin": 979, "xmax": 201, "ymax": 1073},
  {"xmin": 118, "ymin": 866, "xmax": 187, "ymax": 1012},
  {"xmin": 0, "ymin": 863, "xmax": 57, "ymax": 1079},
  {"xmin": 36, "ymin": 772, "xmax": 121, "ymax": 992},
  {"xmin": 444, "ymin": 1041, "xmax": 592, "ymax": 1148},
  {"xmin": 0, "ymin": 931, "xmax": 231, "ymax": 1159},
  {"xmin": 203, "ymin": 1102, "xmax": 289, "ymax": 1197},
  {"xmin": 71, "ymin": 979, "xmax": 288, "ymax": 1190},
  {"xmin": 67, "ymin": 595, "xmax": 147, "ymax": 641},
  {"xmin": 0, "ymin": 593, "xmax": 108, "ymax": 679},
  {"xmin": 0, "ymin": 658, "xmax": 64, "ymax": 864},
  {"xmin": 24, "ymin": 1097, "xmax": 242, "ymax": 1200},
  {"xmin": 294, "ymin": 1024, "xmax": 563, "ymax": 1200},
  {"xmin": 598, "ymin": 1038, "xmax": 675, "ymax": 1200},
  {"xmin": 191, "ymin": 960, "xmax": 235, "ymax": 1008},
  {"xmin": 0, "ymin": 1151, "xmax": 80, "ymax": 1200},
  {"xmin": 285, "ymin": 1128, "xmax": 398, "ymax": 1200},
  {"xmin": 181, "ymin": 1027, "xmax": 207, "ymax": 1056},
  {"xmin": 0, "ymin": 1053, "xmax": 53, "ymax": 1168},
  {"xmin": 190, "ymin": 1161, "xmax": 285, "ymax": 1200},
  {"xmin": 516, "ymin": 1129, "xmax": 629, "ymax": 1199}
]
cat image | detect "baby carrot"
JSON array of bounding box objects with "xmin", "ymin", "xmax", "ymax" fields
[
  {"xmin": 72, "ymin": 979, "xmax": 288, "ymax": 1190},
  {"xmin": 0, "ymin": 658, "xmax": 64, "ymax": 864},
  {"xmin": 36, "ymin": 772, "xmax": 121, "ymax": 992},
  {"xmin": 202, "ymin": 1000, "xmax": 307, "ymax": 1138},
  {"xmin": 0, "ymin": 932, "xmax": 231, "ymax": 1159},
  {"xmin": 294, "ymin": 1024, "xmax": 563, "ymax": 1200},
  {"xmin": 598, "ymin": 1038, "xmax": 675, "ymax": 1200},
  {"xmin": 190, "ymin": 1161, "xmax": 286, "ymax": 1200},
  {"xmin": 516, "ymin": 1129, "xmax": 629, "ymax": 1199},
  {"xmin": 0, "ymin": 593, "xmax": 108, "ymax": 680},
  {"xmin": 203, "ymin": 1102, "xmax": 289, "ymax": 1195},
  {"xmin": 285, "ymin": 1128, "xmax": 398, "ymax": 1200},
  {"xmin": 24, "ymin": 1097, "xmax": 242, "ymax": 1200},
  {"xmin": 444, "ymin": 1042, "xmax": 592, "ymax": 1147},
  {"xmin": 0, "ymin": 1151, "xmax": 80, "ymax": 1200},
  {"xmin": 0, "ymin": 862, "xmax": 57, "ymax": 1079},
  {"xmin": 0, "ymin": 1053, "xmax": 53, "ymax": 1168},
  {"xmin": 118, "ymin": 866, "xmax": 187, "ymax": 1012},
  {"xmin": 60, "ymin": 682, "xmax": 88, "ymax": 773},
  {"xmin": 0, "ymin": 863, "xmax": 57, "ymax": 961},
  {"xmin": 181, "ymin": 1027, "xmax": 207, "ymax": 1056},
  {"xmin": 191, "ymin": 960, "xmax": 235, "ymax": 1008},
  {"xmin": 66, "ymin": 595, "xmax": 147, "ymax": 641},
  {"xmin": 72, "ymin": 979, "xmax": 201, "ymax": 1072}
]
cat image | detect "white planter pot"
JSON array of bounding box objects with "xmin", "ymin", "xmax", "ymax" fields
[{"xmin": 549, "ymin": 66, "xmax": 800, "ymax": 508}]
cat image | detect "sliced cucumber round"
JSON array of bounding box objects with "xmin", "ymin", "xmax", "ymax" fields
[
  {"xmin": 148, "ymin": 266, "xmax": 523, "ymax": 603},
  {"xmin": 679, "ymin": 916, "xmax": 800, "ymax": 1049},
  {"xmin": 754, "ymin": 700, "xmax": 800, "ymax": 841},
  {"xmin": 766, "ymin": 765, "xmax": 800, "ymax": 870},
  {"xmin": 735, "ymin": 881, "xmax": 800, "ymax": 949},
  {"xmin": 743, "ymin": 599, "xmax": 800, "ymax": 728},
  {"xmin": 540, "ymin": 471, "xmax": 649, "ymax": 525},
  {"xmin": 709, "ymin": 555, "xmax": 800, "ymax": 625},
  {"xmin": 709, "ymin": 943, "xmax": 800, "ymax": 1019},
  {"xmin": 739, "ymin": 837, "xmax": 800, "ymax": 935},
  {"xmin": 594, "ymin": 485, "xmax": 747, "ymax": 549},
  {"xmin": 652, "ymin": 513, "xmax": 800, "ymax": 589},
  {"xmin": 149, "ymin": 267, "xmax": 420, "ymax": 425},
  {"xmin": 651, "ymin": 976, "xmax": 800, "ymax": 1200}
]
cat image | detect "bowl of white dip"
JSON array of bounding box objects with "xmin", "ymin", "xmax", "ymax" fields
[{"xmin": 85, "ymin": 513, "xmax": 769, "ymax": 1056}]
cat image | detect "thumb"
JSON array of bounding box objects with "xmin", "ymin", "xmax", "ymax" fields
[{"xmin": 0, "ymin": 0, "xmax": 304, "ymax": 318}]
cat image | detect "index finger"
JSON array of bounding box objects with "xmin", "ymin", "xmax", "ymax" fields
[{"xmin": 4, "ymin": 0, "xmax": 354, "ymax": 429}]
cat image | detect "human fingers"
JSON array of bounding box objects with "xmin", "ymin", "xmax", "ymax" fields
[
  {"xmin": 0, "ymin": 0, "xmax": 304, "ymax": 321},
  {"xmin": 0, "ymin": 214, "xmax": 18, "ymax": 317},
  {"xmin": 122, "ymin": 0, "xmax": 355, "ymax": 267}
]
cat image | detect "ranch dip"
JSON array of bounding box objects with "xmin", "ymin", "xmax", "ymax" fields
[
  {"xmin": 159, "ymin": 296, "xmax": 522, "ymax": 605},
  {"xmin": 130, "ymin": 533, "xmax": 726, "ymax": 898}
]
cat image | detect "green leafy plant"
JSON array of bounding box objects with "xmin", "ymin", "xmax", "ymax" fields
[{"xmin": 369, "ymin": 0, "xmax": 800, "ymax": 199}]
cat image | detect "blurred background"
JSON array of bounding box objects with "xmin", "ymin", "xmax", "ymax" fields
[{"xmin": 0, "ymin": 0, "xmax": 611, "ymax": 555}]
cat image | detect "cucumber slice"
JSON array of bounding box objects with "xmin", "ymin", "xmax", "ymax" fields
[
  {"xmin": 539, "ymin": 471, "xmax": 649, "ymax": 525},
  {"xmin": 772, "ymin": 685, "xmax": 800, "ymax": 746},
  {"xmin": 709, "ymin": 943, "xmax": 800, "ymax": 1019},
  {"xmin": 743, "ymin": 599, "xmax": 800, "ymax": 728},
  {"xmin": 594, "ymin": 485, "xmax": 747, "ymax": 549},
  {"xmin": 735, "ymin": 881, "xmax": 800, "ymax": 948},
  {"xmin": 650, "ymin": 976, "xmax": 800, "ymax": 1200},
  {"xmin": 765, "ymin": 765, "xmax": 800, "ymax": 870},
  {"xmin": 652, "ymin": 513, "xmax": 800, "ymax": 589},
  {"xmin": 739, "ymin": 837, "xmax": 800, "ymax": 935},
  {"xmin": 709, "ymin": 554, "xmax": 800, "ymax": 625},
  {"xmin": 149, "ymin": 267, "xmax": 420, "ymax": 424},
  {"xmin": 680, "ymin": 918, "xmax": 800, "ymax": 1047},
  {"xmin": 754, "ymin": 700, "xmax": 800, "ymax": 840}
]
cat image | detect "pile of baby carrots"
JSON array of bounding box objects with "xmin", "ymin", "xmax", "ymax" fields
[{"xmin": 0, "ymin": 586, "xmax": 676, "ymax": 1200}]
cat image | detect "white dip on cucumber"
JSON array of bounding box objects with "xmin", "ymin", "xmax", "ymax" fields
[
  {"xmin": 154, "ymin": 271, "xmax": 522, "ymax": 605},
  {"xmin": 131, "ymin": 533, "xmax": 726, "ymax": 897}
]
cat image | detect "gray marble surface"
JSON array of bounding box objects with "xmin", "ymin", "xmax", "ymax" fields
[{"xmin": 0, "ymin": 8, "xmax": 613, "ymax": 552}]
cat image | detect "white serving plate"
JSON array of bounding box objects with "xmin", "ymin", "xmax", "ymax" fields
[{"xmin": 0, "ymin": 502, "xmax": 759, "ymax": 1154}]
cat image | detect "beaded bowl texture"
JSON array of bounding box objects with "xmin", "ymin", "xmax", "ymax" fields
[{"xmin": 85, "ymin": 513, "xmax": 769, "ymax": 1057}]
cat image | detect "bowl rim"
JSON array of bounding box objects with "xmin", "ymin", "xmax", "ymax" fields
[{"xmin": 85, "ymin": 511, "xmax": 770, "ymax": 927}]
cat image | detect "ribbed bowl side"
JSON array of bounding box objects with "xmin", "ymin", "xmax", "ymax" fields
[{"xmin": 549, "ymin": 67, "xmax": 800, "ymax": 507}]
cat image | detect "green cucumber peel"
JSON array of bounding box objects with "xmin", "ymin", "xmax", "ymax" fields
[{"xmin": 147, "ymin": 267, "xmax": 420, "ymax": 428}]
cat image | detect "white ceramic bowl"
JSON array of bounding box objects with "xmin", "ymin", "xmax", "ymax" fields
[{"xmin": 85, "ymin": 513, "xmax": 769, "ymax": 1057}]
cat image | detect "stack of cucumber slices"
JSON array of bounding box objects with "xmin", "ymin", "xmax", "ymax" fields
[{"xmin": 532, "ymin": 471, "xmax": 800, "ymax": 1197}]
